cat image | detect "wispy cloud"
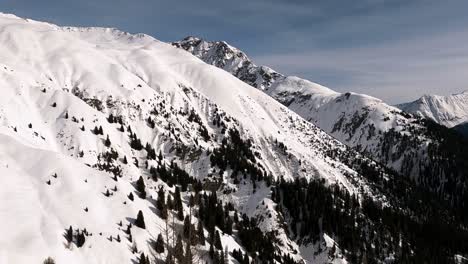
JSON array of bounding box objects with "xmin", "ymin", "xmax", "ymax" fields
[
  {"xmin": 1, "ymin": 0, "xmax": 467, "ymax": 103},
  {"xmin": 251, "ymin": 1, "xmax": 468, "ymax": 103}
]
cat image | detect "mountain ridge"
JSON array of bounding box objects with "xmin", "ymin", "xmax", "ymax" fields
[
  {"xmin": 397, "ymin": 90, "xmax": 468, "ymax": 127},
  {"xmin": 0, "ymin": 14, "xmax": 467, "ymax": 263}
]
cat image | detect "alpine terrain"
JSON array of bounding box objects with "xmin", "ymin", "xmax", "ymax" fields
[
  {"xmin": 397, "ymin": 91, "xmax": 468, "ymax": 128},
  {"xmin": 0, "ymin": 14, "xmax": 467, "ymax": 264}
]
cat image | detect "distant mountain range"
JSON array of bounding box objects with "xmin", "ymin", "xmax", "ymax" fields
[{"xmin": 397, "ymin": 91, "xmax": 468, "ymax": 128}]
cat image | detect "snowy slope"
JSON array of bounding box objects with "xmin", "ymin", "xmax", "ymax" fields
[
  {"xmin": 0, "ymin": 13, "xmax": 389, "ymax": 263},
  {"xmin": 397, "ymin": 91, "xmax": 468, "ymax": 127},
  {"xmin": 172, "ymin": 37, "xmax": 425, "ymax": 175}
]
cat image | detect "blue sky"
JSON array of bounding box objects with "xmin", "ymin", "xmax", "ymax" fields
[{"xmin": 1, "ymin": 0, "xmax": 467, "ymax": 103}]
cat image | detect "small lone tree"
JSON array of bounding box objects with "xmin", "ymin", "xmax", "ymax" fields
[
  {"xmin": 43, "ymin": 257, "xmax": 55, "ymax": 264},
  {"xmin": 135, "ymin": 210, "xmax": 146, "ymax": 229},
  {"xmin": 66, "ymin": 225, "xmax": 73, "ymax": 243},
  {"xmin": 155, "ymin": 233, "xmax": 165, "ymax": 253},
  {"xmin": 136, "ymin": 176, "xmax": 146, "ymax": 198},
  {"xmin": 104, "ymin": 135, "xmax": 111, "ymax": 147},
  {"xmin": 139, "ymin": 252, "xmax": 147, "ymax": 264}
]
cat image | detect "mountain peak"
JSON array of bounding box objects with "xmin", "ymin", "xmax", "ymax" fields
[{"xmin": 398, "ymin": 91, "xmax": 468, "ymax": 127}]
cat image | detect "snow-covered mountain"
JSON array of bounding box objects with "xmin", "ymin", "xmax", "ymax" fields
[
  {"xmin": 172, "ymin": 37, "xmax": 415, "ymax": 170},
  {"xmin": 0, "ymin": 13, "xmax": 400, "ymax": 264},
  {"xmin": 396, "ymin": 91, "xmax": 468, "ymax": 128},
  {"xmin": 172, "ymin": 36, "xmax": 468, "ymax": 181},
  {"xmin": 172, "ymin": 37, "xmax": 468, "ymax": 259},
  {"xmin": 1, "ymin": 14, "xmax": 467, "ymax": 264}
]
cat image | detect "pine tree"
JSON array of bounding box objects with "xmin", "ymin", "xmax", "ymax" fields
[
  {"xmin": 215, "ymin": 230, "xmax": 222, "ymax": 250},
  {"xmin": 128, "ymin": 192, "xmax": 134, "ymax": 201},
  {"xmin": 225, "ymin": 216, "xmax": 233, "ymax": 235},
  {"xmin": 136, "ymin": 176, "xmax": 146, "ymax": 198},
  {"xmin": 135, "ymin": 210, "xmax": 146, "ymax": 229},
  {"xmin": 104, "ymin": 134, "xmax": 111, "ymax": 147},
  {"xmin": 175, "ymin": 187, "xmax": 184, "ymax": 221},
  {"xmin": 220, "ymin": 249, "xmax": 226, "ymax": 264},
  {"xmin": 155, "ymin": 233, "xmax": 165, "ymax": 253},
  {"xmin": 197, "ymin": 220, "xmax": 205, "ymax": 245},
  {"xmin": 161, "ymin": 203, "xmax": 168, "ymax": 220},
  {"xmin": 185, "ymin": 238, "xmax": 193, "ymax": 264},
  {"xmin": 209, "ymin": 242, "xmax": 215, "ymax": 258},
  {"xmin": 108, "ymin": 113, "xmax": 115, "ymax": 123},
  {"xmin": 66, "ymin": 225, "xmax": 73, "ymax": 243},
  {"xmin": 183, "ymin": 215, "xmax": 191, "ymax": 239},
  {"xmin": 139, "ymin": 253, "xmax": 147, "ymax": 264},
  {"xmin": 43, "ymin": 257, "xmax": 55, "ymax": 264},
  {"xmin": 76, "ymin": 231, "xmax": 86, "ymax": 247},
  {"xmin": 174, "ymin": 235, "xmax": 184, "ymax": 262},
  {"xmin": 156, "ymin": 187, "xmax": 165, "ymax": 211}
]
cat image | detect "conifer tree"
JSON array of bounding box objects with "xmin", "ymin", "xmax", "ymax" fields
[
  {"xmin": 174, "ymin": 235, "xmax": 184, "ymax": 262},
  {"xmin": 155, "ymin": 233, "xmax": 165, "ymax": 253},
  {"xmin": 185, "ymin": 239, "xmax": 193, "ymax": 264},
  {"xmin": 136, "ymin": 176, "xmax": 146, "ymax": 198},
  {"xmin": 183, "ymin": 215, "xmax": 191, "ymax": 239},
  {"xmin": 43, "ymin": 257, "xmax": 55, "ymax": 264},
  {"xmin": 225, "ymin": 216, "xmax": 233, "ymax": 235},
  {"xmin": 138, "ymin": 253, "xmax": 147, "ymax": 264},
  {"xmin": 76, "ymin": 231, "xmax": 86, "ymax": 247},
  {"xmin": 174, "ymin": 187, "xmax": 184, "ymax": 220},
  {"xmin": 156, "ymin": 187, "xmax": 165, "ymax": 210},
  {"xmin": 104, "ymin": 134, "xmax": 111, "ymax": 147},
  {"xmin": 215, "ymin": 230, "xmax": 222, "ymax": 250},
  {"xmin": 197, "ymin": 220, "xmax": 205, "ymax": 246},
  {"xmin": 66, "ymin": 225, "xmax": 73, "ymax": 243},
  {"xmin": 135, "ymin": 210, "xmax": 146, "ymax": 229}
]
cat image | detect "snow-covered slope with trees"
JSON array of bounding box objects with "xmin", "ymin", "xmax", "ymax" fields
[
  {"xmin": 172, "ymin": 37, "xmax": 418, "ymax": 172},
  {"xmin": 1, "ymin": 14, "xmax": 468, "ymax": 264},
  {"xmin": 173, "ymin": 37, "xmax": 468, "ymax": 262},
  {"xmin": 397, "ymin": 91, "xmax": 468, "ymax": 128},
  {"xmin": 0, "ymin": 13, "xmax": 395, "ymax": 264},
  {"xmin": 172, "ymin": 36, "xmax": 468, "ymax": 184}
]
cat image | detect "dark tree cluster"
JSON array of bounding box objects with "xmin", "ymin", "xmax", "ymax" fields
[
  {"xmin": 210, "ymin": 128, "xmax": 270, "ymax": 186},
  {"xmin": 272, "ymin": 177, "xmax": 468, "ymax": 263},
  {"xmin": 187, "ymin": 108, "xmax": 210, "ymax": 141},
  {"xmin": 129, "ymin": 131, "xmax": 143, "ymax": 150},
  {"xmin": 92, "ymin": 126, "xmax": 104, "ymax": 135},
  {"xmin": 149, "ymin": 161, "xmax": 201, "ymax": 192},
  {"xmin": 65, "ymin": 225, "xmax": 87, "ymax": 248}
]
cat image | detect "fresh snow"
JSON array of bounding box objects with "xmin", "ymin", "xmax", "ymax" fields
[
  {"xmin": 0, "ymin": 13, "xmax": 376, "ymax": 263},
  {"xmin": 397, "ymin": 90, "xmax": 468, "ymax": 127}
]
